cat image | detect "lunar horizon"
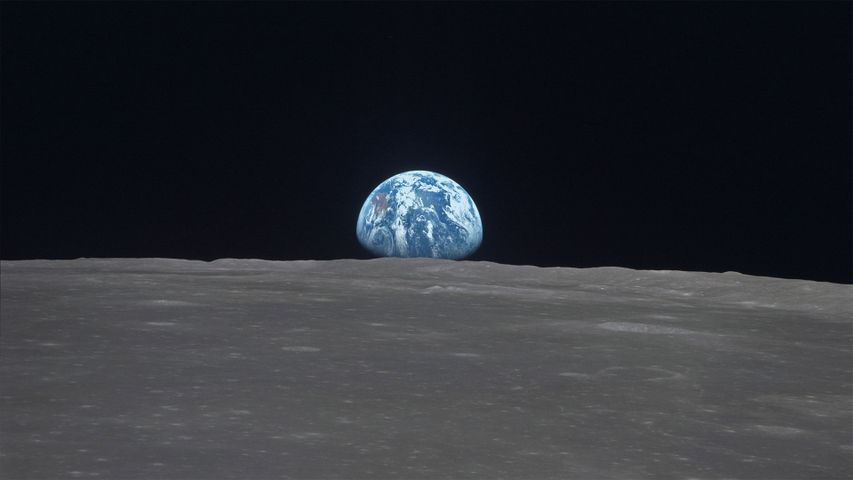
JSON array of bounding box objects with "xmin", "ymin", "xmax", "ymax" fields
[{"xmin": 1, "ymin": 258, "xmax": 851, "ymax": 479}]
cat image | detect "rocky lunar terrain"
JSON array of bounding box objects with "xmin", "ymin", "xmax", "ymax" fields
[{"xmin": 1, "ymin": 258, "xmax": 851, "ymax": 479}]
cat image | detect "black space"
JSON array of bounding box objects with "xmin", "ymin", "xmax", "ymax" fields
[{"xmin": 1, "ymin": 2, "xmax": 850, "ymax": 283}]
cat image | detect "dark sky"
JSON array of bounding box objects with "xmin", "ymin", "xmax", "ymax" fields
[{"xmin": 1, "ymin": 2, "xmax": 851, "ymax": 283}]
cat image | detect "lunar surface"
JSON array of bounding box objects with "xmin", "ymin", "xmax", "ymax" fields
[{"xmin": 1, "ymin": 258, "xmax": 851, "ymax": 479}]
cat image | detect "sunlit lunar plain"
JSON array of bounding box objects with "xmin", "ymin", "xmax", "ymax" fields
[{"xmin": 1, "ymin": 258, "xmax": 851, "ymax": 479}]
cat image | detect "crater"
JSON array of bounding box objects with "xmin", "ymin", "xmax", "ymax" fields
[{"xmin": 597, "ymin": 322, "xmax": 695, "ymax": 335}]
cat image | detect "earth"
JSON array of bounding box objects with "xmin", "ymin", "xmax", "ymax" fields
[{"xmin": 356, "ymin": 171, "xmax": 483, "ymax": 259}]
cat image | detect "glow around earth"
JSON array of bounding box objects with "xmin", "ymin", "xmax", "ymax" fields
[{"xmin": 356, "ymin": 170, "xmax": 483, "ymax": 259}]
